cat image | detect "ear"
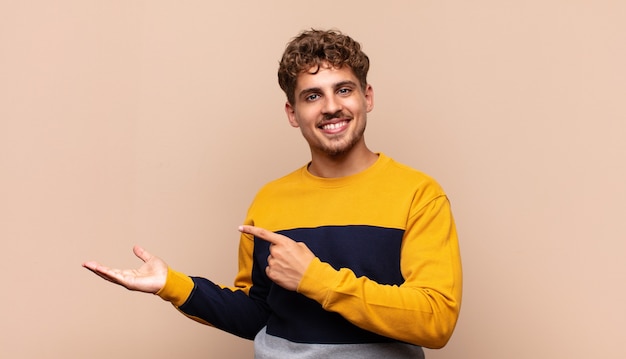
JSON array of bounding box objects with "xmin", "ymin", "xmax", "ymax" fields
[
  {"xmin": 364, "ymin": 84, "xmax": 374, "ymax": 113},
  {"xmin": 285, "ymin": 101, "xmax": 299, "ymax": 128}
]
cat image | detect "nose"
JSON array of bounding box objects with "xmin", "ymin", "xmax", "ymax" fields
[{"xmin": 322, "ymin": 94, "xmax": 342, "ymax": 116}]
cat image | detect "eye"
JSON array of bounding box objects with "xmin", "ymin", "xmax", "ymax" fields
[
  {"xmin": 305, "ymin": 93, "xmax": 320, "ymax": 102},
  {"xmin": 337, "ymin": 87, "xmax": 352, "ymax": 95}
]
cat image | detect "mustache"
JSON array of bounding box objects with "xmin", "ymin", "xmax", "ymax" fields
[{"xmin": 323, "ymin": 111, "xmax": 350, "ymax": 121}]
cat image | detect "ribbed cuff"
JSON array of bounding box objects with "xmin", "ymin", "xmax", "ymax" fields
[
  {"xmin": 297, "ymin": 258, "xmax": 339, "ymax": 307},
  {"xmin": 155, "ymin": 267, "xmax": 195, "ymax": 307}
]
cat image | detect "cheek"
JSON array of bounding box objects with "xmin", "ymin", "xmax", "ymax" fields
[{"xmin": 294, "ymin": 108, "xmax": 318, "ymax": 126}]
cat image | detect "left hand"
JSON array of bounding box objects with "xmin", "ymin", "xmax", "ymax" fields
[{"xmin": 239, "ymin": 225, "xmax": 315, "ymax": 291}]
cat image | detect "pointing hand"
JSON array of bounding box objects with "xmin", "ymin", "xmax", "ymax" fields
[{"xmin": 239, "ymin": 225, "xmax": 315, "ymax": 291}]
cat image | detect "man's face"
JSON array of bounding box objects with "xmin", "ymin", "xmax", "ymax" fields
[{"xmin": 285, "ymin": 64, "xmax": 374, "ymax": 158}]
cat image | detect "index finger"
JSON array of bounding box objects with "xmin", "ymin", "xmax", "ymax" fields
[{"xmin": 238, "ymin": 225, "xmax": 288, "ymax": 245}]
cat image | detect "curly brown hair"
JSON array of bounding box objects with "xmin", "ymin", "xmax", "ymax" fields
[{"xmin": 278, "ymin": 29, "xmax": 370, "ymax": 105}]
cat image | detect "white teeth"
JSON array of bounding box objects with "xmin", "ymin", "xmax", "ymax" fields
[{"xmin": 322, "ymin": 121, "xmax": 347, "ymax": 130}]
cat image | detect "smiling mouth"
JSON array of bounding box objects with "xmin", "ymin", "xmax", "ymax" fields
[{"xmin": 320, "ymin": 120, "xmax": 349, "ymax": 131}]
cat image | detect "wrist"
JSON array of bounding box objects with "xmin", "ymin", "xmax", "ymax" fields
[{"xmin": 155, "ymin": 267, "xmax": 195, "ymax": 307}]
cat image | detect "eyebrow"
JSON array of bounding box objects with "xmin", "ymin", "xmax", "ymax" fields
[{"xmin": 297, "ymin": 80, "xmax": 359, "ymax": 99}]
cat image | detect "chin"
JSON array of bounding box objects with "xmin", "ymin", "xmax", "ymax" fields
[{"xmin": 321, "ymin": 142, "xmax": 357, "ymax": 157}]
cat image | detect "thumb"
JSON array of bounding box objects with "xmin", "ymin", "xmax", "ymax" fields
[{"xmin": 133, "ymin": 245, "xmax": 153, "ymax": 263}]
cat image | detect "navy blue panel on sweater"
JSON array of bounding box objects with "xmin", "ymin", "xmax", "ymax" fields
[{"xmin": 255, "ymin": 225, "xmax": 406, "ymax": 344}]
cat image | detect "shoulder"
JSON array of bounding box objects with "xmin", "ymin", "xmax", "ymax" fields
[{"xmin": 379, "ymin": 154, "xmax": 445, "ymax": 193}]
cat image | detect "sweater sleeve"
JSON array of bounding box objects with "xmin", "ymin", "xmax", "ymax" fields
[
  {"xmin": 155, "ymin": 233, "xmax": 271, "ymax": 340},
  {"xmin": 296, "ymin": 195, "xmax": 462, "ymax": 348}
]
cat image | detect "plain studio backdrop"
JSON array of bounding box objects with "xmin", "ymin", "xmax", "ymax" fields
[{"xmin": 1, "ymin": 1, "xmax": 624, "ymax": 358}]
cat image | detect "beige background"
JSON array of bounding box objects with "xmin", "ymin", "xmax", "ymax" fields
[{"xmin": 1, "ymin": 1, "xmax": 625, "ymax": 358}]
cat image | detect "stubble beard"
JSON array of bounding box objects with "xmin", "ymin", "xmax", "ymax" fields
[{"xmin": 319, "ymin": 122, "xmax": 366, "ymax": 157}]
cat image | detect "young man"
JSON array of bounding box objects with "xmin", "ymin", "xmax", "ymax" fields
[{"xmin": 83, "ymin": 29, "xmax": 462, "ymax": 358}]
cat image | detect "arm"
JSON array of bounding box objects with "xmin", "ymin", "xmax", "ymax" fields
[
  {"xmin": 83, "ymin": 240, "xmax": 271, "ymax": 339},
  {"xmin": 161, "ymin": 234, "xmax": 271, "ymax": 339}
]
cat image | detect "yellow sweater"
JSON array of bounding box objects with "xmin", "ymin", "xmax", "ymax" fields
[{"xmin": 158, "ymin": 153, "xmax": 462, "ymax": 349}]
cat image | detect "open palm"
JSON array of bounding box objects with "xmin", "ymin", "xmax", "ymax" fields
[{"xmin": 82, "ymin": 245, "xmax": 168, "ymax": 294}]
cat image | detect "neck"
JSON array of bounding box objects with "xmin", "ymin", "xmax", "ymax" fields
[{"xmin": 307, "ymin": 145, "xmax": 379, "ymax": 178}]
